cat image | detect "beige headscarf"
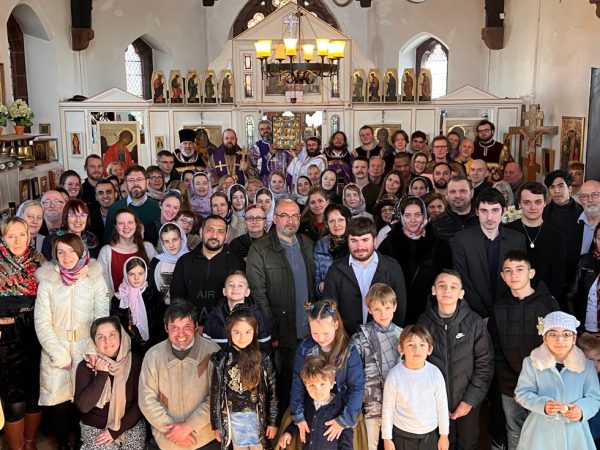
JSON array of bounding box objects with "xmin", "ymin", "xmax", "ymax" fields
[
  {"xmin": 87, "ymin": 326, "xmax": 132, "ymax": 431},
  {"xmin": 0, "ymin": 399, "xmax": 4, "ymax": 429}
]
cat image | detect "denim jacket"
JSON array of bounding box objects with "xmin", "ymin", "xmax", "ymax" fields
[{"xmin": 290, "ymin": 337, "xmax": 364, "ymax": 428}]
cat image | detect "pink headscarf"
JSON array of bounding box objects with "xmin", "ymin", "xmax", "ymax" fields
[{"xmin": 115, "ymin": 256, "xmax": 149, "ymax": 341}]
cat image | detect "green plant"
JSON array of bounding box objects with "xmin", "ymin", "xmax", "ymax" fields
[
  {"xmin": 0, "ymin": 104, "xmax": 8, "ymax": 127},
  {"xmin": 8, "ymin": 99, "xmax": 34, "ymax": 127}
]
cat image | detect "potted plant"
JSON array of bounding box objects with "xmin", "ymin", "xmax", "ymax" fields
[
  {"xmin": 0, "ymin": 104, "xmax": 8, "ymax": 134},
  {"xmin": 8, "ymin": 99, "xmax": 34, "ymax": 135}
]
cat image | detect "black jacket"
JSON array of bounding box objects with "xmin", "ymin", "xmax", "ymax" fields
[
  {"xmin": 169, "ymin": 245, "xmax": 245, "ymax": 325},
  {"xmin": 543, "ymin": 199, "xmax": 584, "ymax": 283},
  {"xmin": 488, "ymin": 281, "xmax": 560, "ymax": 396},
  {"xmin": 323, "ymin": 251, "xmax": 407, "ymax": 334},
  {"xmin": 566, "ymin": 253, "xmax": 600, "ymax": 328},
  {"xmin": 432, "ymin": 208, "xmax": 479, "ymax": 245},
  {"xmin": 202, "ymin": 297, "xmax": 272, "ymax": 352},
  {"xmin": 505, "ymin": 219, "xmax": 567, "ymax": 301},
  {"xmin": 379, "ymin": 223, "xmax": 452, "ymax": 324},
  {"xmin": 246, "ymin": 231, "xmax": 315, "ymax": 349},
  {"xmin": 210, "ymin": 349, "xmax": 278, "ymax": 450},
  {"xmin": 452, "ymin": 225, "xmax": 527, "ymax": 318},
  {"xmin": 417, "ymin": 296, "xmax": 494, "ymax": 411},
  {"xmin": 284, "ymin": 393, "xmax": 353, "ymax": 450}
]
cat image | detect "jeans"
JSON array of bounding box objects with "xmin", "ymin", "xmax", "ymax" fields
[{"xmin": 501, "ymin": 394, "xmax": 529, "ymax": 450}]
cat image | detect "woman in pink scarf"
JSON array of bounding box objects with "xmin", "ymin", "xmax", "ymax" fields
[{"xmin": 109, "ymin": 256, "xmax": 162, "ymax": 355}]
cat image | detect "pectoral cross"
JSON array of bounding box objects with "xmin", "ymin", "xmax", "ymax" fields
[
  {"xmin": 509, "ymin": 104, "xmax": 558, "ymax": 181},
  {"xmin": 214, "ymin": 160, "xmax": 227, "ymax": 172}
]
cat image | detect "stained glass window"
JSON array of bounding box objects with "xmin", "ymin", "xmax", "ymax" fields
[
  {"xmin": 330, "ymin": 114, "xmax": 340, "ymax": 135},
  {"xmin": 245, "ymin": 116, "xmax": 256, "ymax": 148},
  {"xmin": 422, "ymin": 43, "xmax": 447, "ymax": 99},
  {"xmin": 125, "ymin": 44, "xmax": 143, "ymax": 98}
]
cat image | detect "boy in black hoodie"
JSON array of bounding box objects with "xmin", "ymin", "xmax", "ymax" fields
[
  {"xmin": 417, "ymin": 269, "xmax": 494, "ymax": 450},
  {"xmin": 488, "ymin": 250, "xmax": 560, "ymax": 450},
  {"xmin": 202, "ymin": 270, "xmax": 272, "ymax": 351}
]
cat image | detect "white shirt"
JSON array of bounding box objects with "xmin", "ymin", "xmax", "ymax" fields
[
  {"xmin": 381, "ymin": 361, "xmax": 449, "ymax": 439},
  {"xmin": 287, "ymin": 150, "xmax": 327, "ymax": 190}
]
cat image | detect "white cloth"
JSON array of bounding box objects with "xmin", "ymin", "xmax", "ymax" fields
[
  {"xmin": 381, "ymin": 361, "xmax": 449, "ymax": 439},
  {"xmin": 585, "ymin": 277, "xmax": 599, "ymax": 332}
]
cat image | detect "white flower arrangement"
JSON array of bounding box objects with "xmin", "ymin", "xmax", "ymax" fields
[
  {"xmin": 502, "ymin": 205, "xmax": 522, "ymax": 224},
  {"xmin": 8, "ymin": 99, "xmax": 34, "ymax": 126},
  {"xmin": 0, "ymin": 104, "xmax": 9, "ymax": 127}
]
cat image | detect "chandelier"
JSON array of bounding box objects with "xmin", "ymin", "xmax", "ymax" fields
[{"xmin": 254, "ymin": 7, "xmax": 345, "ymax": 85}]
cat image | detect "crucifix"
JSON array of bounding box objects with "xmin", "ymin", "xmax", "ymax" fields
[{"xmin": 509, "ymin": 104, "xmax": 558, "ymax": 181}]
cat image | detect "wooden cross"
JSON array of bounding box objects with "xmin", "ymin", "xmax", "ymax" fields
[{"xmin": 509, "ymin": 104, "xmax": 558, "ymax": 181}]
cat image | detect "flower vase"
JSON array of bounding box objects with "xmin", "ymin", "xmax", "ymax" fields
[{"xmin": 14, "ymin": 125, "xmax": 25, "ymax": 135}]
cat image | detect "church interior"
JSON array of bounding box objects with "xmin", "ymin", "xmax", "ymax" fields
[
  {"xmin": 0, "ymin": 0, "xmax": 597, "ymax": 210},
  {"xmin": 0, "ymin": 1, "xmax": 599, "ymax": 449}
]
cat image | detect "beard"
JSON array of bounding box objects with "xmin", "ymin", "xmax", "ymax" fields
[
  {"xmin": 129, "ymin": 187, "xmax": 145, "ymax": 200},
  {"xmin": 307, "ymin": 148, "xmax": 321, "ymax": 157},
  {"xmin": 261, "ymin": 133, "xmax": 273, "ymax": 144},
  {"xmin": 224, "ymin": 143, "xmax": 237, "ymax": 155},
  {"xmin": 203, "ymin": 238, "xmax": 224, "ymax": 252},
  {"xmin": 585, "ymin": 204, "xmax": 600, "ymax": 218},
  {"xmin": 434, "ymin": 179, "xmax": 448, "ymax": 189}
]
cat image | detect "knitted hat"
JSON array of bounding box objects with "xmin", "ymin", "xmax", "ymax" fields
[{"xmin": 539, "ymin": 311, "xmax": 580, "ymax": 335}]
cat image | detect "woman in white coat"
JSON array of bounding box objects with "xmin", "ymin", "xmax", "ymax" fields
[{"xmin": 35, "ymin": 233, "xmax": 109, "ymax": 450}]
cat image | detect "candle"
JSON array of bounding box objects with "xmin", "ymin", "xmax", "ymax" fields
[
  {"xmin": 254, "ymin": 40, "xmax": 272, "ymax": 59},
  {"xmin": 302, "ymin": 44, "xmax": 315, "ymax": 61}
]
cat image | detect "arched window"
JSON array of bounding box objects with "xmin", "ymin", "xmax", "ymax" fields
[
  {"xmin": 124, "ymin": 38, "xmax": 153, "ymax": 99},
  {"xmin": 7, "ymin": 15, "xmax": 28, "ymax": 103},
  {"xmin": 415, "ymin": 38, "xmax": 448, "ymax": 99},
  {"xmin": 233, "ymin": 0, "xmax": 339, "ymax": 37}
]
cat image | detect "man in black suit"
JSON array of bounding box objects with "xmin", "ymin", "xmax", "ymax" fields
[
  {"xmin": 323, "ymin": 217, "xmax": 406, "ymax": 334},
  {"xmin": 452, "ymin": 188, "xmax": 527, "ymax": 320}
]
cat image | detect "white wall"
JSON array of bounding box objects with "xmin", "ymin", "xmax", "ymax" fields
[{"xmin": 486, "ymin": 0, "xmax": 600, "ymax": 156}]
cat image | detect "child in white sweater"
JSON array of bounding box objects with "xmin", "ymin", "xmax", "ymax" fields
[{"xmin": 382, "ymin": 324, "xmax": 449, "ymax": 450}]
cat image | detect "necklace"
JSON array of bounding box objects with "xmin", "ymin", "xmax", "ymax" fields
[{"xmin": 522, "ymin": 222, "xmax": 542, "ymax": 248}]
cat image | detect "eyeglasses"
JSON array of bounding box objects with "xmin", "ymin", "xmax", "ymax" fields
[
  {"xmin": 177, "ymin": 218, "xmax": 194, "ymax": 225},
  {"xmin": 42, "ymin": 200, "xmax": 65, "ymax": 207},
  {"xmin": 148, "ymin": 176, "xmax": 164, "ymax": 181},
  {"xmin": 477, "ymin": 128, "xmax": 492, "ymax": 133},
  {"xmin": 433, "ymin": 145, "xmax": 448, "ymax": 149},
  {"xmin": 126, "ymin": 177, "xmax": 146, "ymax": 184},
  {"xmin": 246, "ymin": 216, "xmax": 266, "ymax": 222},
  {"xmin": 545, "ymin": 331, "xmax": 575, "ymax": 341},
  {"xmin": 68, "ymin": 212, "xmax": 89, "ymax": 219},
  {"xmin": 579, "ymin": 192, "xmax": 600, "ymax": 202},
  {"xmin": 275, "ymin": 213, "xmax": 301, "ymax": 221}
]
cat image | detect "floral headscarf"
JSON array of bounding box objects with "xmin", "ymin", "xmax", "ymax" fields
[{"xmin": 0, "ymin": 236, "xmax": 44, "ymax": 296}]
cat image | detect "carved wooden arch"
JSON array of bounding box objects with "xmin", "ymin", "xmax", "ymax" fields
[{"xmin": 232, "ymin": 0, "xmax": 340, "ymax": 38}]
